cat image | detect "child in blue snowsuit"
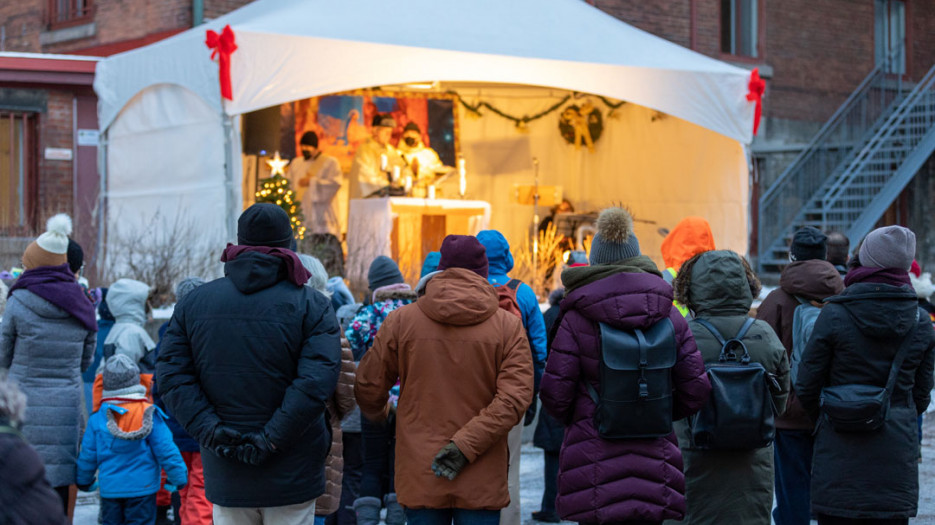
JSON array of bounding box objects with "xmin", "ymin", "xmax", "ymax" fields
[{"xmin": 77, "ymin": 354, "xmax": 187, "ymax": 525}]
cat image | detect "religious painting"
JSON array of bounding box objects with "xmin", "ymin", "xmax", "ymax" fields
[{"xmin": 293, "ymin": 90, "xmax": 459, "ymax": 173}]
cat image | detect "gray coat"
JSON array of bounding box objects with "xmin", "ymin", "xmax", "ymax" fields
[
  {"xmin": 0, "ymin": 289, "xmax": 96, "ymax": 487},
  {"xmin": 671, "ymin": 251, "xmax": 790, "ymax": 525}
]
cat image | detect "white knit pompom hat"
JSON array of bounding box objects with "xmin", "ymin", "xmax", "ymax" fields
[{"xmin": 22, "ymin": 213, "xmax": 72, "ymax": 269}]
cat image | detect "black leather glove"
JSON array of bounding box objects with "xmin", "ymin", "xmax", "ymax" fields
[
  {"xmin": 206, "ymin": 424, "xmax": 242, "ymax": 458},
  {"xmin": 431, "ymin": 442, "xmax": 468, "ymax": 481},
  {"xmin": 237, "ymin": 431, "xmax": 277, "ymax": 466}
]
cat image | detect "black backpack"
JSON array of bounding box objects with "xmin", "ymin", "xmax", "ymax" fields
[
  {"xmin": 689, "ymin": 317, "xmax": 778, "ymax": 450},
  {"xmin": 585, "ymin": 319, "xmax": 678, "ymax": 439}
]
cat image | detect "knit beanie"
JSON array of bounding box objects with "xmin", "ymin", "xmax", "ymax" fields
[
  {"xmin": 22, "ymin": 214, "xmax": 72, "ymax": 269},
  {"xmin": 589, "ymin": 208, "xmax": 640, "ymax": 265},
  {"xmin": 438, "ymin": 235, "xmax": 489, "ymax": 278},
  {"xmin": 368, "ymin": 256, "xmax": 405, "ymax": 291},
  {"xmin": 237, "ymin": 203, "xmax": 294, "ymax": 249},
  {"xmin": 790, "ymin": 227, "xmax": 827, "ymax": 261},
  {"xmin": 420, "ymin": 251, "xmax": 441, "ymax": 278},
  {"xmin": 67, "ymin": 239, "xmax": 84, "ymax": 274},
  {"xmin": 859, "ymin": 225, "xmax": 916, "ymax": 270},
  {"xmin": 176, "ymin": 277, "xmax": 206, "ymax": 304},
  {"xmin": 102, "ymin": 354, "xmax": 140, "ymax": 392}
]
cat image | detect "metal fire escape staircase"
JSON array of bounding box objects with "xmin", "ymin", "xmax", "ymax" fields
[{"xmin": 757, "ymin": 50, "xmax": 935, "ymax": 273}]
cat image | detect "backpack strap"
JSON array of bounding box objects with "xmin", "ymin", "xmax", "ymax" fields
[
  {"xmin": 695, "ymin": 317, "xmax": 755, "ymax": 364},
  {"xmin": 883, "ymin": 308, "xmax": 924, "ymax": 400},
  {"xmin": 506, "ymin": 279, "xmax": 521, "ymax": 291},
  {"xmin": 735, "ymin": 317, "xmax": 756, "ymax": 340},
  {"xmin": 694, "ymin": 318, "xmax": 726, "ymax": 346}
]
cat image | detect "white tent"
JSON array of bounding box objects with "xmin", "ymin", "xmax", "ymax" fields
[{"xmin": 94, "ymin": 0, "xmax": 756, "ymax": 269}]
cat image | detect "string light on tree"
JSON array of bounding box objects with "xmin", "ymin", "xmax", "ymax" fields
[{"xmin": 255, "ymin": 151, "xmax": 306, "ymax": 239}]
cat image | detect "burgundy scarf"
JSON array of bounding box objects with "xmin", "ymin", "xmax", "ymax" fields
[
  {"xmin": 844, "ymin": 266, "xmax": 913, "ymax": 288},
  {"xmin": 220, "ymin": 244, "xmax": 311, "ymax": 286},
  {"xmin": 8, "ymin": 264, "xmax": 98, "ymax": 332}
]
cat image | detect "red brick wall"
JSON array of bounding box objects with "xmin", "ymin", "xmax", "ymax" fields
[
  {"xmin": 593, "ymin": 0, "xmax": 935, "ymax": 125},
  {"xmin": 43, "ymin": 0, "xmax": 192, "ymax": 54},
  {"xmin": 0, "ymin": 2, "xmax": 44, "ymax": 52},
  {"xmin": 36, "ymin": 90, "xmax": 75, "ymax": 224},
  {"xmin": 204, "ymin": 0, "xmax": 254, "ymax": 21}
]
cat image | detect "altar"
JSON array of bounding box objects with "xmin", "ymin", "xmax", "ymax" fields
[{"xmin": 346, "ymin": 197, "xmax": 492, "ymax": 294}]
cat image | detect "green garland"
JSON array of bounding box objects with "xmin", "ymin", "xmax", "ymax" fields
[{"xmin": 449, "ymin": 91, "xmax": 627, "ymax": 128}]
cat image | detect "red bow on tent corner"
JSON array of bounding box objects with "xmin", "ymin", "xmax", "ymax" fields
[
  {"xmin": 747, "ymin": 68, "xmax": 765, "ymax": 136},
  {"xmin": 206, "ymin": 25, "xmax": 237, "ymax": 101}
]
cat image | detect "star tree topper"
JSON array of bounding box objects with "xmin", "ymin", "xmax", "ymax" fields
[{"xmin": 266, "ymin": 151, "xmax": 289, "ymax": 176}]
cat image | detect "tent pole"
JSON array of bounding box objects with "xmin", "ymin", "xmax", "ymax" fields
[
  {"xmin": 96, "ymin": 130, "xmax": 108, "ymax": 282},
  {"xmin": 223, "ymin": 113, "xmax": 236, "ymax": 242}
]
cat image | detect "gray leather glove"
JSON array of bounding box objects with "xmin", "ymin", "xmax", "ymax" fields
[{"xmin": 431, "ymin": 442, "xmax": 468, "ymax": 481}]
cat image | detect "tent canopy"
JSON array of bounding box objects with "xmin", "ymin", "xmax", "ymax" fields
[{"xmin": 95, "ymin": 0, "xmax": 755, "ymax": 144}]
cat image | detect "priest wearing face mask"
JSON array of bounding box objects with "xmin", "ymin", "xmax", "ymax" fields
[
  {"xmin": 397, "ymin": 122, "xmax": 444, "ymax": 183},
  {"xmin": 288, "ymin": 131, "xmax": 344, "ymax": 237}
]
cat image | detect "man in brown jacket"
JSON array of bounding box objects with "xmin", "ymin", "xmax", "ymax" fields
[
  {"xmin": 355, "ymin": 235, "xmax": 533, "ymax": 525},
  {"xmin": 756, "ymin": 226, "xmax": 844, "ymax": 525}
]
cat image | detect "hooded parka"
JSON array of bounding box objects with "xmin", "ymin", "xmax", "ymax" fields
[
  {"xmin": 756, "ymin": 259, "xmax": 844, "ymax": 430},
  {"xmin": 354, "ymin": 268, "xmax": 534, "ymax": 510},
  {"xmin": 672, "ymin": 250, "xmax": 789, "ymax": 525},
  {"xmin": 540, "ymin": 257, "xmax": 711, "ymax": 524},
  {"xmin": 795, "ymin": 280, "xmax": 935, "ymax": 520},
  {"xmin": 156, "ymin": 251, "xmax": 342, "ymax": 508}
]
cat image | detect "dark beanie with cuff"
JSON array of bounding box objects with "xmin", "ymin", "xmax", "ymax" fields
[
  {"xmin": 67, "ymin": 238, "xmax": 84, "ymax": 274},
  {"xmin": 238, "ymin": 203, "xmax": 294, "ymax": 249},
  {"xmin": 368, "ymin": 256, "xmax": 405, "ymax": 291},
  {"xmin": 790, "ymin": 226, "xmax": 827, "ymax": 261},
  {"xmin": 438, "ymin": 235, "xmax": 489, "ymax": 278}
]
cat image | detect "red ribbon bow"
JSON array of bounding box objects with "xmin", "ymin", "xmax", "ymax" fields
[
  {"xmin": 746, "ymin": 68, "xmax": 766, "ymax": 136},
  {"xmin": 206, "ymin": 25, "xmax": 238, "ymax": 101}
]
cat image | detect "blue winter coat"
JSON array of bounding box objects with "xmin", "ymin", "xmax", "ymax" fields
[
  {"xmin": 477, "ymin": 230, "xmax": 547, "ymax": 379},
  {"xmin": 76, "ymin": 401, "xmax": 188, "ymax": 499}
]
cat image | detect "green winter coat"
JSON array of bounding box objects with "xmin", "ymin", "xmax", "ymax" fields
[{"xmin": 669, "ymin": 250, "xmax": 790, "ymax": 525}]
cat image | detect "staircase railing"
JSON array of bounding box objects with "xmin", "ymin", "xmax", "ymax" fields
[
  {"xmin": 757, "ymin": 46, "xmax": 907, "ymax": 269},
  {"xmin": 822, "ymin": 62, "xmax": 935, "ymax": 241}
]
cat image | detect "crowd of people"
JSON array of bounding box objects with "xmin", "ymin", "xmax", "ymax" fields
[{"xmin": 1, "ymin": 203, "xmax": 933, "ymax": 525}]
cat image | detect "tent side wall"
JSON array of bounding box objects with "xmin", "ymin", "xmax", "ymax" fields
[{"xmin": 102, "ymin": 84, "xmax": 232, "ymax": 277}]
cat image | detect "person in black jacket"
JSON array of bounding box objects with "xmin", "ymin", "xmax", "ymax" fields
[
  {"xmin": 796, "ymin": 225, "xmax": 935, "ymax": 525},
  {"xmin": 0, "ymin": 370, "xmax": 65, "ymax": 525},
  {"xmin": 156, "ymin": 203, "xmax": 342, "ymax": 524}
]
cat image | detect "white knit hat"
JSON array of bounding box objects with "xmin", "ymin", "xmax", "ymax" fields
[
  {"xmin": 22, "ymin": 214, "xmax": 72, "ymax": 269},
  {"xmin": 37, "ymin": 214, "xmax": 72, "ymax": 254}
]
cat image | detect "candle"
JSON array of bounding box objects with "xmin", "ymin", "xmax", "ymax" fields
[
  {"xmin": 380, "ymin": 154, "xmax": 387, "ymax": 172},
  {"xmin": 404, "ymin": 175, "xmax": 413, "ymax": 194},
  {"xmin": 392, "ymin": 165, "xmax": 401, "ymax": 183},
  {"xmin": 458, "ymin": 156, "xmax": 466, "ymax": 198},
  {"xmin": 428, "ymin": 185, "xmax": 436, "ymax": 199}
]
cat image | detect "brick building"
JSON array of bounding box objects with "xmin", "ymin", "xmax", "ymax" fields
[
  {"xmin": 0, "ymin": 0, "xmax": 252, "ymax": 276},
  {"xmin": 2, "ymin": 0, "xmax": 934, "ymax": 275}
]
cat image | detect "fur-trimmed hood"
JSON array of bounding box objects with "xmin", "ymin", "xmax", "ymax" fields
[
  {"xmin": 104, "ymin": 401, "xmax": 157, "ymax": 440},
  {"xmin": 373, "ymin": 283, "xmax": 417, "ymax": 303}
]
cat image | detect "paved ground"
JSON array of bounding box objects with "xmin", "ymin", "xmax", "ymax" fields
[{"xmin": 75, "ymin": 417, "xmax": 935, "ymax": 524}]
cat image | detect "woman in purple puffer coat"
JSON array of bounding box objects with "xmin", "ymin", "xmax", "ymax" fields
[{"xmin": 540, "ymin": 208, "xmax": 711, "ymax": 525}]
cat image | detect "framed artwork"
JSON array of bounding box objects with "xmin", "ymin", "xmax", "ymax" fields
[{"xmin": 293, "ymin": 90, "xmax": 460, "ymax": 172}]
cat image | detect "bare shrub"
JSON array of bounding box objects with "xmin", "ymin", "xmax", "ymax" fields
[
  {"xmin": 511, "ymin": 222, "xmax": 567, "ymax": 299},
  {"xmin": 98, "ymin": 211, "xmax": 222, "ymax": 307}
]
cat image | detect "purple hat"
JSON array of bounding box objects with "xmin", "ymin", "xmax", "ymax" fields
[{"xmin": 437, "ymin": 235, "xmax": 489, "ymax": 278}]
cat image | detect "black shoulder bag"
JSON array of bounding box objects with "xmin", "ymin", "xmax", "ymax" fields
[{"xmin": 819, "ymin": 309, "xmax": 922, "ymax": 433}]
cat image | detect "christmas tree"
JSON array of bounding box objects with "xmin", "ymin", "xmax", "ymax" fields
[{"xmin": 255, "ymin": 152, "xmax": 306, "ymax": 239}]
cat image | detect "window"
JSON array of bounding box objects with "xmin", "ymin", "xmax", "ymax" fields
[
  {"xmin": 47, "ymin": 0, "xmax": 94, "ymax": 29},
  {"xmin": 721, "ymin": 0, "xmax": 759, "ymax": 58},
  {"xmin": 875, "ymin": 0, "xmax": 907, "ymax": 74},
  {"xmin": 0, "ymin": 113, "xmax": 37, "ymax": 232}
]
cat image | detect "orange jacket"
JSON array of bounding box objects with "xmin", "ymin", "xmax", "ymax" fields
[
  {"xmin": 661, "ymin": 216, "xmax": 716, "ymax": 272},
  {"xmin": 355, "ymin": 268, "xmax": 533, "ymax": 510}
]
